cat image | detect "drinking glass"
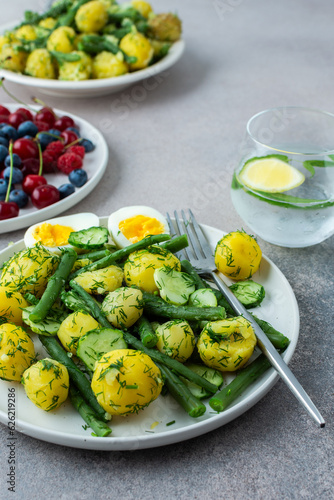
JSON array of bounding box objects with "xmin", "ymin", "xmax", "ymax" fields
[{"xmin": 231, "ymin": 107, "xmax": 334, "ymax": 247}]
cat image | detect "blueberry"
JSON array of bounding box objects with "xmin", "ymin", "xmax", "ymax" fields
[
  {"xmin": 9, "ymin": 189, "xmax": 29, "ymax": 208},
  {"xmin": 23, "ymin": 135, "xmax": 34, "ymax": 140},
  {"xmin": 47, "ymin": 128, "xmax": 62, "ymax": 138},
  {"xmin": 80, "ymin": 138, "xmax": 95, "ymax": 153},
  {"xmin": 5, "ymin": 154, "xmax": 22, "ymax": 168},
  {"xmin": 37, "ymin": 131, "xmax": 59, "ymax": 150},
  {"xmin": 0, "ymin": 178, "xmax": 8, "ymax": 195},
  {"xmin": 69, "ymin": 169, "xmax": 88, "ymax": 187},
  {"xmin": 66, "ymin": 126, "xmax": 80, "ymax": 137},
  {"xmin": 3, "ymin": 166, "xmax": 24, "ymax": 184},
  {"xmin": 17, "ymin": 120, "xmax": 39, "ymax": 138},
  {"xmin": 0, "ymin": 137, "xmax": 9, "ymax": 148},
  {"xmin": 58, "ymin": 183, "xmax": 75, "ymax": 199},
  {"xmin": 0, "ymin": 125, "xmax": 18, "ymax": 141},
  {"xmin": 0, "ymin": 144, "xmax": 8, "ymax": 163}
]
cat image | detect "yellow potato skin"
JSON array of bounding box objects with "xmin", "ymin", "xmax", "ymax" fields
[
  {"xmin": 101, "ymin": 287, "xmax": 144, "ymax": 329},
  {"xmin": 215, "ymin": 231, "xmax": 262, "ymax": 281},
  {"xmin": 0, "ymin": 323, "xmax": 35, "ymax": 381},
  {"xmin": 197, "ymin": 317, "xmax": 257, "ymax": 372},
  {"xmin": 22, "ymin": 358, "xmax": 69, "ymax": 412},
  {"xmin": 75, "ymin": 0, "xmax": 109, "ymax": 33},
  {"xmin": 46, "ymin": 26, "xmax": 76, "ymax": 53},
  {"xmin": 15, "ymin": 25, "xmax": 37, "ymax": 41},
  {"xmin": 25, "ymin": 48, "xmax": 56, "ymax": 79},
  {"xmin": 0, "ymin": 286, "xmax": 28, "ymax": 326},
  {"xmin": 119, "ymin": 32, "xmax": 153, "ymax": 70},
  {"xmin": 91, "ymin": 349, "xmax": 163, "ymax": 416},
  {"xmin": 124, "ymin": 246, "xmax": 181, "ymax": 293},
  {"xmin": 0, "ymin": 44, "xmax": 27, "ymax": 72},
  {"xmin": 73, "ymin": 265, "xmax": 124, "ymax": 295},
  {"xmin": 156, "ymin": 320, "xmax": 195, "ymax": 362},
  {"xmin": 0, "ymin": 244, "xmax": 60, "ymax": 298},
  {"xmin": 131, "ymin": 0, "xmax": 153, "ymax": 18},
  {"xmin": 57, "ymin": 311, "xmax": 100, "ymax": 354},
  {"xmin": 92, "ymin": 51, "xmax": 128, "ymax": 79},
  {"xmin": 38, "ymin": 17, "xmax": 57, "ymax": 30}
]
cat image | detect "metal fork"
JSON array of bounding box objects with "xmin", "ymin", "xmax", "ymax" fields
[{"xmin": 166, "ymin": 209, "xmax": 325, "ymax": 428}]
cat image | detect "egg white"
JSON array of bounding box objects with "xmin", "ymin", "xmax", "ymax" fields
[
  {"xmin": 24, "ymin": 213, "xmax": 100, "ymax": 254},
  {"xmin": 108, "ymin": 206, "xmax": 170, "ymax": 248}
]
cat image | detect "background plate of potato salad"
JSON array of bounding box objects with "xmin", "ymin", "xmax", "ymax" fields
[
  {"xmin": 0, "ymin": 1, "xmax": 185, "ymax": 98},
  {"xmin": 0, "ymin": 215, "xmax": 299, "ymax": 451}
]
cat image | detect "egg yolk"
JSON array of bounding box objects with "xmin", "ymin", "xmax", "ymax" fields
[
  {"xmin": 32, "ymin": 223, "xmax": 74, "ymax": 247},
  {"xmin": 119, "ymin": 215, "xmax": 165, "ymax": 243}
]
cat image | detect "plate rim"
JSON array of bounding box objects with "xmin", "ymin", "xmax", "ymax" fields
[
  {"xmin": 0, "ymin": 103, "xmax": 109, "ymax": 233},
  {"xmin": 0, "ymin": 20, "xmax": 185, "ymax": 92},
  {"xmin": 0, "ymin": 218, "xmax": 300, "ymax": 450}
]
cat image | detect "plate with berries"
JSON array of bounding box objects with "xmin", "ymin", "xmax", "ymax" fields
[{"xmin": 0, "ymin": 102, "xmax": 108, "ymax": 232}]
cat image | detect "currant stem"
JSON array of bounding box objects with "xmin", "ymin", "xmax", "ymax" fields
[
  {"xmin": 0, "ymin": 78, "xmax": 35, "ymax": 112},
  {"xmin": 5, "ymin": 141, "xmax": 14, "ymax": 203}
]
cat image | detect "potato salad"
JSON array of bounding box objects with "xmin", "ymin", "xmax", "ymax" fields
[
  {"xmin": 0, "ymin": 0, "xmax": 182, "ymax": 81},
  {"xmin": 0, "ymin": 207, "xmax": 290, "ymax": 437}
]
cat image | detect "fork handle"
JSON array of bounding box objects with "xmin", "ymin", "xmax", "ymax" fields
[{"xmin": 210, "ymin": 271, "xmax": 325, "ymax": 428}]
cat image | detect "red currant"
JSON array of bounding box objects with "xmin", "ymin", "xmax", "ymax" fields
[
  {"xmin": 54, "ymin": 116, "xmax": 75, "ymax": 131},
  {"xmin": 13, "ymin": 138, "xmax": 39, "ymax": 160},
  {"xmin": 22, "ymin": 174, "xmax": 47, "ymax": 195},
  {"xmin": 31, "ymin": 184, "xmax": 60, "ymax": 209},
  {"xmin": 0, "ymin": 201, "xmax": 19, "ymax": 220}
]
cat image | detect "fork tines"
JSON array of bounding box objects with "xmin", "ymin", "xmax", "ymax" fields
[{"xmin": 166, "ymin": 209, "xmax": 213, "ymax": 263}]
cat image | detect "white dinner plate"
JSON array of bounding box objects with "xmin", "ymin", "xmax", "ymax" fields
[
  {"xmin": 0, "ymin": 104, "xmax": 108, "ymax": 233},
  {"xmin": 0, "ymin": 217, "xmax": 300, "ymax": 450},
  {"xmin": 0, "ymin": 21, "xmax": 185, "ymax": 98}
]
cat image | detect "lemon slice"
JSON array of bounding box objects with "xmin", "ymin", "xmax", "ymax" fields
[{"xmin": 238, "ymin": 157, "xmax": 305, "ymax": 193}]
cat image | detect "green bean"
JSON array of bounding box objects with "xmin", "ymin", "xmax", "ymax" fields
[{"xmin": 29, "ymin": 248, "xmax": 77, "ymax": 323}]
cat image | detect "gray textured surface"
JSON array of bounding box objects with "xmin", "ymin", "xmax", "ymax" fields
[{"xmin": 0, "ymin": 1, "xmax": 333, "ymax": 498}]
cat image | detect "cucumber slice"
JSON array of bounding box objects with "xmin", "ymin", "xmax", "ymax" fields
[
  {"xmin": 68, "ymin": 226, "xmax": 109, "ymax": 249},
  {"xmin": 180, "ymin": 363, "xmax": 224, "ymax": 399},
  {"xmin": 154, "ymin": 267, "xmax": 195, "ymax": 305},
  {"xmin": 77, "ymin": 327, "xmax": 128, "ymax": 371},
  {"xmin": 229, "ymin": 280, "xmax": 265, "ymax": 308},
  {"xmin": 22, "ymin": 306, "xmax": 67, "ymax": 336},
  {"xmin": 188, "ymin": 289, "xmax": 218, "ymax": 308}
]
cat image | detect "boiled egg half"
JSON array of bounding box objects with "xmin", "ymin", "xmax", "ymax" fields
[
  {"xmin": 108, "ymin": 206, "xmax": 170, "ymax": 248},
  {"xmin": 24, "ymin": 213, "xmax": 100, "ymax": 254}
]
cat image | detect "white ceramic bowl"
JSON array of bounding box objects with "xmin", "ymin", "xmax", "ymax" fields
[{"xmin": 0, "ymin": 21, "xmax": 185, "ymax": 98}]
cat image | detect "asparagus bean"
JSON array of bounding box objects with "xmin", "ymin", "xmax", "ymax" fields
[
  {"xmin": 161, "ymin": 235, "xmax": 189, "ymax": 255},
  {"xmin": 209, "ymin": 354, "xmax": 271, "ymax": 412},
  {"xmin": 69, "ymin": 386, "xmax": 111, "ymax": 437},
  {"xmin": 158, "ymin": 364, "xmax": 206, "ymax": 418},
  {"xmin": 142, "ymin": 292, "xmax": 226, "ymax": 322},
  {"xmin": 134, "ymin": 315, "xmax": 158, "ymax": 348},
  {"xmin": 29, "ymin": 248, "xmax": 77, "ymax": 323}
]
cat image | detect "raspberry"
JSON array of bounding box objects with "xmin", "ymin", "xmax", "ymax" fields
[
  {"xmin": 66, "ymin": 145, "xmax": 85, "ymax": 159},
  {"xmin": 42, "ymin": 151, "xmax": 58, "ymax": 173},
  {"xmin": 46, "ymin": 140, "xmax": 65, "ymax": 159},
  {"xmin": 57, "ymin": 153, "xmax": 83, "ymax": 175}
]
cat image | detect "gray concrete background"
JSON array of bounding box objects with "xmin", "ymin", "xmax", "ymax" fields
[{"xmin": 0, "ymin": 0, "xmax": 333, "ymax": 498}]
